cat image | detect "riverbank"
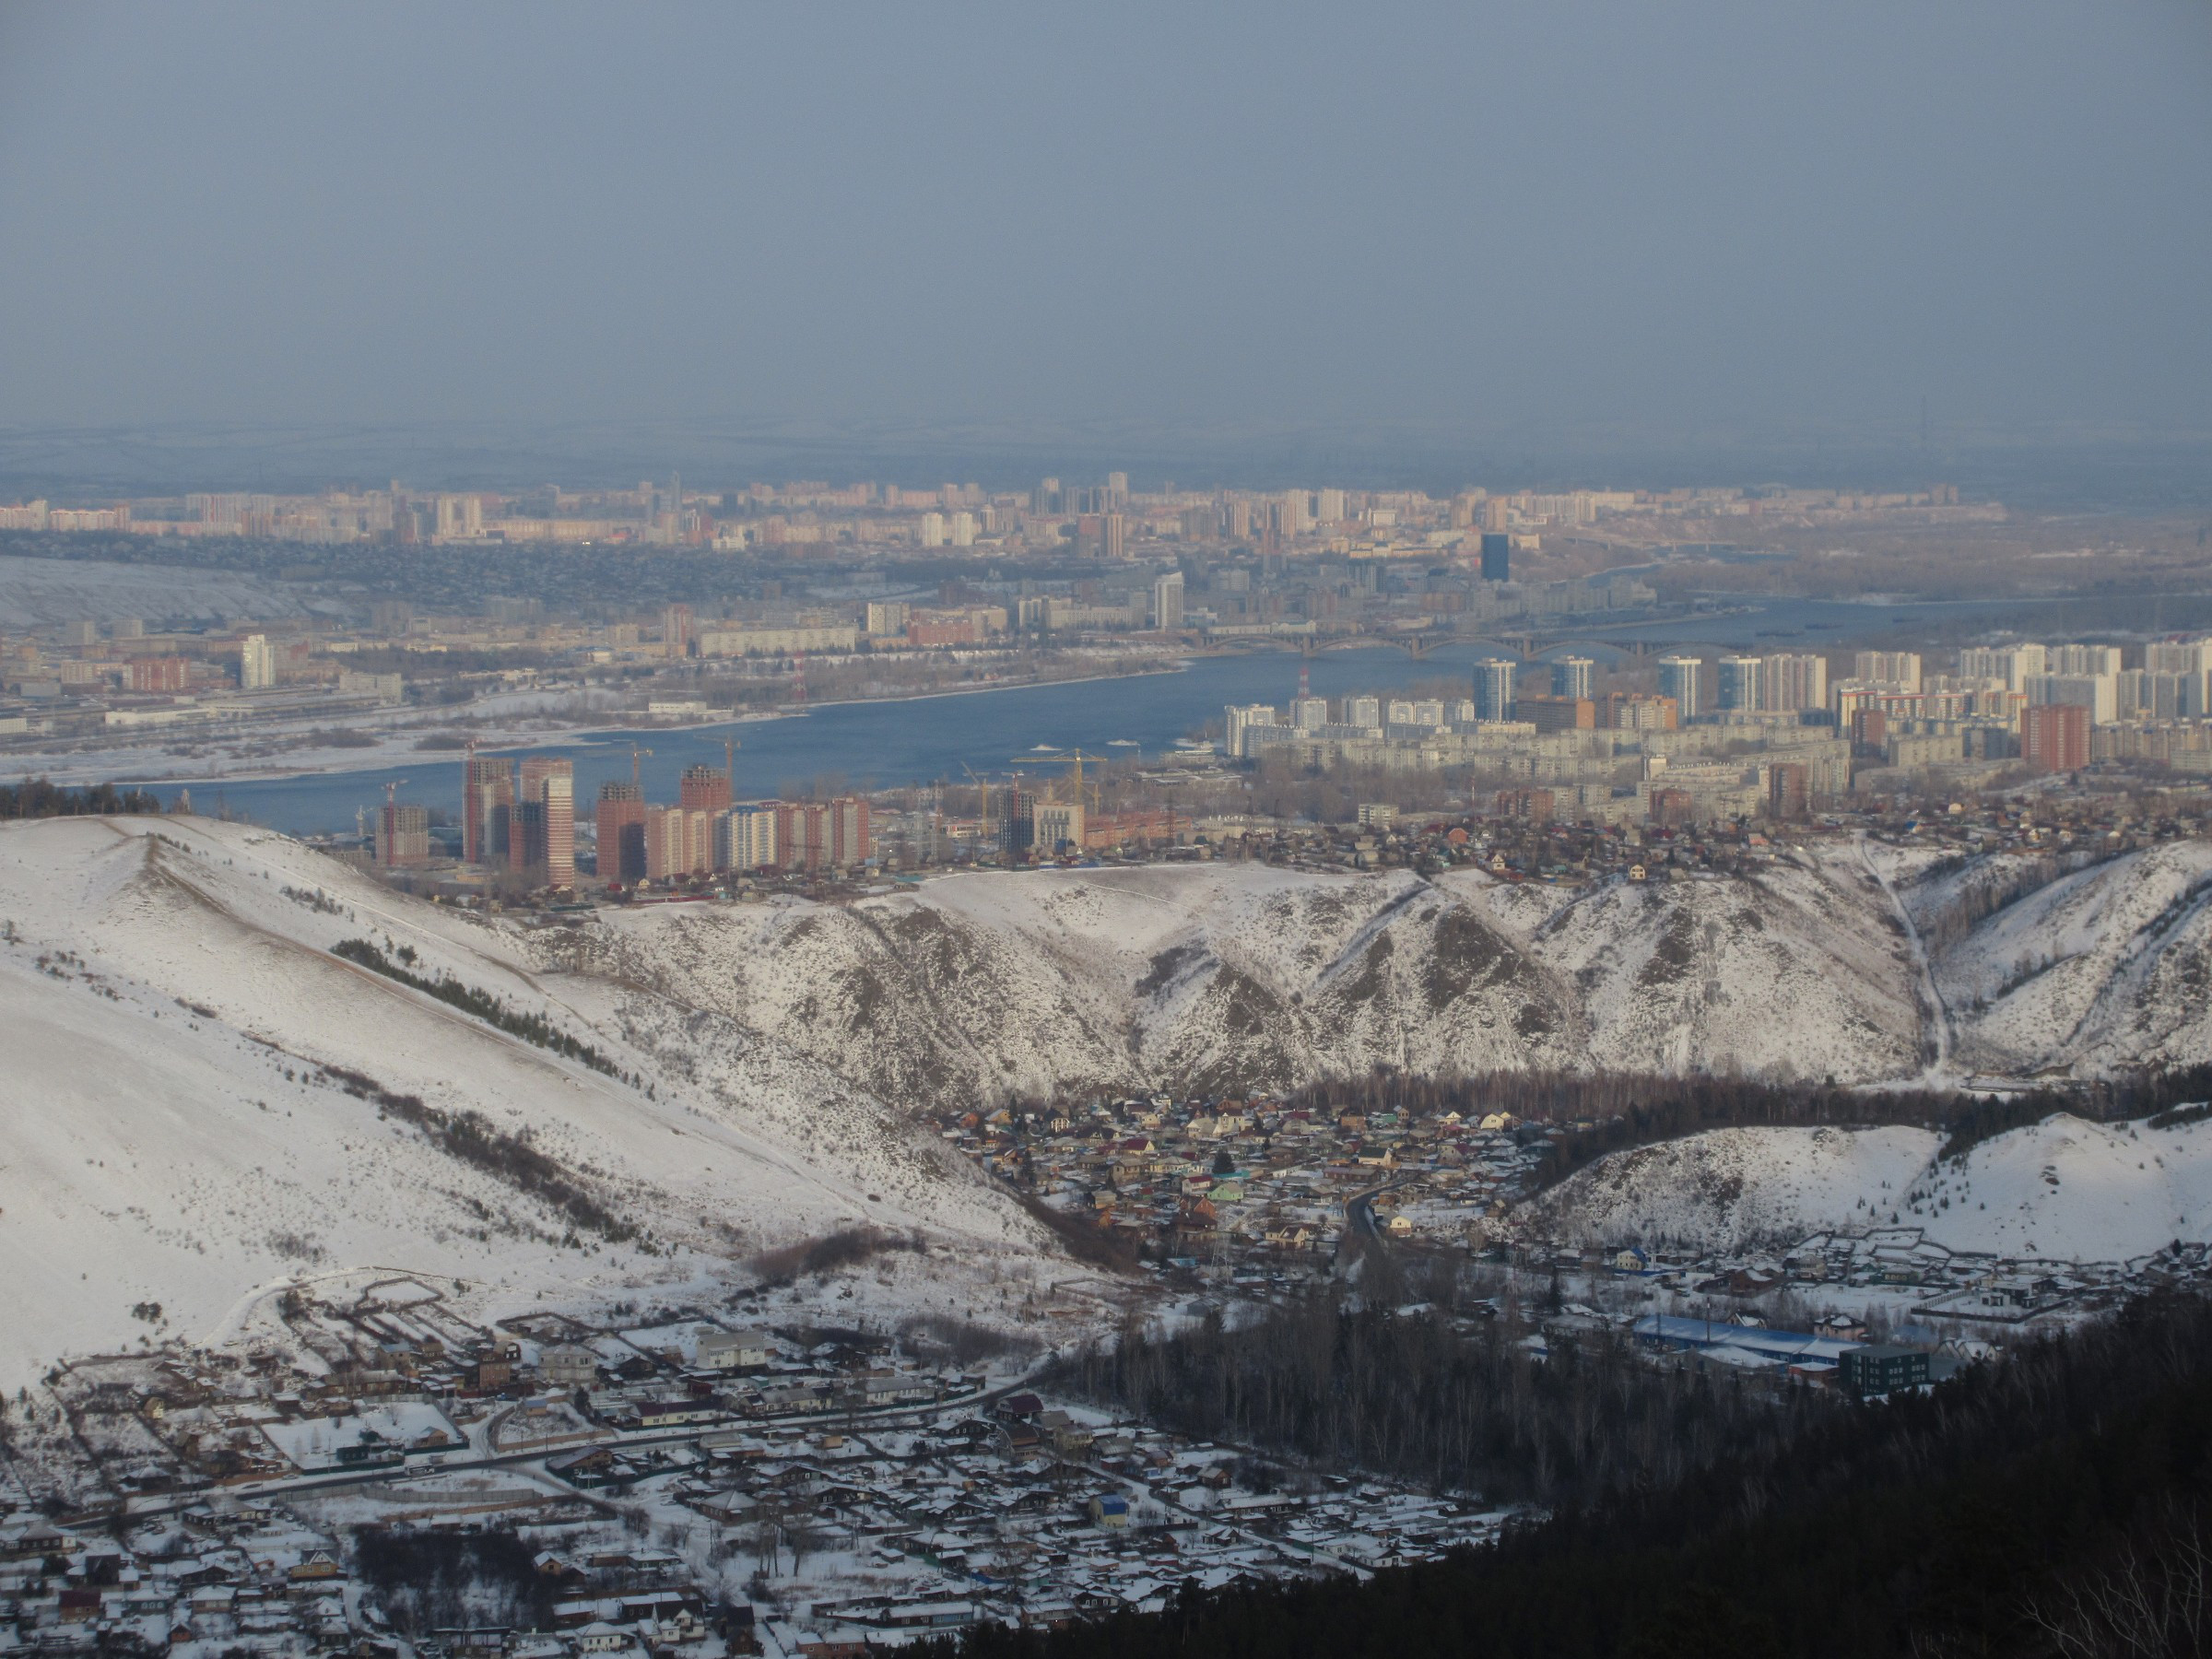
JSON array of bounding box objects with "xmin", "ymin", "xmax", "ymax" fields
[{"xmin": 0, "ymin": 657, "xmax": 1193, "ymax": 790}]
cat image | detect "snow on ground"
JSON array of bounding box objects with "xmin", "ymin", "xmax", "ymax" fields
[
  {"xmin": 1524, "ymin": 1112, "xmax": 2212, "ymax": 1264},
  {"xmin": 1524, "ymin": 1125, "xmax": 1940, "ymax": 1253},
  {"xmin": 0, "ymin": 553, "xmax": 328, "ymax": 628},
  {"xmin": 599, "ymin": 852, "xmax": 1936, "ymax": 1111},
  {"xmin": 14, "ymin": 814, "xmax": 2212, "ymax": 1382},
  {"xmin": 1903, "ymin": 1112, "xmax": 2212, "ymax": 1262},
  {"xmin": 0, "ymin": 816, "xmax": 1051, "ymax": 1388},
  {"xmin": 1939, "ymin": 841, "xmax": 2212, "ymax": 1076},
  {"xmin": 0, "ymin": 687, "xmax": 689, "ymax": 789}
]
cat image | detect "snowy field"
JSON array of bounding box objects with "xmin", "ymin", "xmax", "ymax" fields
[
  {"xmin": 0, "ymin": 553, "xmax": 330, "ymax": 628},
  {"xmin": 1526, "ymin": 1112, "xmax": 2212, "ymax": 1264}
]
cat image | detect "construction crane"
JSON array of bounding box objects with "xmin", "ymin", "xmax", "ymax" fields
[
  {"xmin": 1004, "ymin": 747, "xmax": 1109, "ymax": 809},
  {"xmin": 959, "ymin": 763, "xmax": 994, "ymax": 852},
  {"xmin": 791, "ymin": 651, "xmax": 808, "ymax": 705},
  {"xmin": 629, "ymin": 745, "xmax": 653, "ymax": 787}
]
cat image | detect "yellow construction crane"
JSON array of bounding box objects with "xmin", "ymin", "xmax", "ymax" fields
[
  {"xmin": 629, "ymin": 745, "xmax": 653, "ymax": 787},
  {"xmin": 959, "ymin": 762, "xmax": 993, "ymax": 839},
  {"xmin": 1005, "ymin": 747, "xmax": 1109, "ymax": 809}
]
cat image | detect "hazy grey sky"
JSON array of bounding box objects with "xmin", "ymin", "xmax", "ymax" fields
[{"xmin": 2, "ymin": 1, "xmax": 2208, "ymax": 441}]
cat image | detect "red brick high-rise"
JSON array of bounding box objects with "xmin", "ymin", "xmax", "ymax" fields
[
  {"xmin": 595, "ymin": 782, "xmax": 646, "ymax": 884},
  {"xmin": 679, "ymin": 763, "xmax": 733, "ymax": 813},
  {"xmin": 2022, "ymin": 702, "xmax": 2090, "ymax": 773}
]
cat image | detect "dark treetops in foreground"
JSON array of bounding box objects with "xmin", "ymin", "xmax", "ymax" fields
[{"xmin": 925, "ymin": 1292, "xmax": 2212, "ymax": 1659}]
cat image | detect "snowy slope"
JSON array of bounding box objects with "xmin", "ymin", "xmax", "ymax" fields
[
  {"xmin": 1524, "ymin": 1125, "xmax": 1939, "ymax": 1253},
  {"xmin": 1522, "ymin": 1112, "xmax": 2212, "ymax": 1263},
  {"xmin": 0, "ymin": 818, "xmax": 1031, "ymax": 1387},
  {"xmin": 594, "ymin": 852, "xmax": 1930, "ymax": 1107},
  {"xmin": 1936, "ymin": 841, "xmax": 2212, "ymax": 1076}
]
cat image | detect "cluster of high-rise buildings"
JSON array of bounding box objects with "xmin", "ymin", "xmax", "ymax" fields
[
  {"xmin": 371, "ymin": 751, "xmax": 876, "ymax": 888},
  {"xmin": 1220, "ymin": 634, "xmax": 2212, "ymax": 827},
  {"xmin": 590, "ymin": 767, "xmax": 871, "ymax": 887},
  {"xmin": 0, "ymin": 472, "xmax": 1975, "ymax": 558}
]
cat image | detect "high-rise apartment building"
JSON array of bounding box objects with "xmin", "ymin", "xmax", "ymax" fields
[
  {"xmin": 595, "ymin": 781, "xmax": 647, "ymax": 884},
  {"xmin": 131, "ymin": 657, "xmax": 192, "ymax": 693},
  {"xmin": 1657, "ymin": 656, "xmax": 1704, "ymax": 720},
  {"xmin": 1478, "ymin": 533, "xmax": 1511, "ymax": 583},
  {"xmin": 1767, "ymin": 763, "xmax": 1809, "ymax": 820},
  {"xmin": 463, "ymin": 755, "xmax": 513, "ymax": 866},
  {"xmin": 1551, "ymin": 656, "xmax": 1594, "ymax": 700},
  {"xmin": 2026, "ymin": 672, "xmax": 2117, "ymax": 725},
  {"xmin": 1522, "ymin": 695, "xmax": 1594, "ymax": 733},
  {"xmin": 662, "ymin": 604, "xmax": 694, "ymax": 660},
  {"xmin": 1716, "ymin": 656, "xmax": 1762, "ymax": 713},
  {"xmin": 2117, "ymin": 669, "xmax": 2197, "ymax": 722},
  {"xmin": 1102, "ymin": 512, "xmax": 1127, "ymax": 560},
  {"xmin": 1344, "ymin": 695, "xmax": 1382, "ymax": 729},
  {"xmin": 1759, "ymin": 653, "xmax": 1829, "ymax": 712},
  {"xmin": 239, "ymin": 633, "xmax": 276, "ymax": 690},
  {"xmin": 1474, "ymin": 658, "xmax": 1516, "ymax": 723},
  {"xmin": 516, "ymin": 757, "xmax": 575, "ymax": 887},
  {"xmin": 920, "ymin": 512, "xmax": 947, "ymax": 548},
  {"xmin": 2144, "ymin": 640, "xmax": 2212, "ymax": 676},
  {"xmin": 1601, "ymin": 692, "xmax": 1679, "ymax": 732},
  {"xmin": 434, "ymin": 493, "xmax": 483, "ymax": 540},
  {"xmin": 1956, "ymin": 644, "xmax": 2046, "ymax": 691},
  {"xmin": 374, "ymin": 802, "xmax": 430, "ymax": 867},
  {"xmin": 2022, "ymin": 702, "xmax": 2090, "ymax": 772},
  {"xmin": 1316, "ymin": 488, "xmax": 1347, "ymax": 524},
  {"xmin": 2051, "ymin": 643, "xmax": 2122, "ymax": 677},
  {"xmin": 717, "ymin": 803, "xmax": 781, "ymax": 872},
  {"xmin": 774, "ymin": 796, "xmax": 873, "ymax": 871},
  {"xmin": 679, "ymin": 763, "xmax": 733, "ymax": 814},
  {"xmin": 1853, "ymin": 651, "xmax": 1923, "ymax": 689},
  {"xmin": 1153, "ymin": 570, "xmax": 1184, "ymax": 630},
  {"xmin": 1224, "ymin": 703, "xmax": 1279, "ymax": 758},
  {"xmin": 1289, "ymin": 695, "xmax": 1329, "ymax": 730},
  {"xmin": 643, "ymin": 806, "xmax": 707, "ymax": 881}
]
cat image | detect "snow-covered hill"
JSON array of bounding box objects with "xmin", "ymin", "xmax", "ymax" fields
[
  {"xmin": 596, "ymin": 836, "xmax": 2212, "ymax": 1106},
  {"xmin": 1937, "ymin": 841, "xmax": 2212, "ymax": 1077},
  {"xmin": 1521, "ymin": 1112, "xmax": 2212, "ymax": 1263},
  {"xmin": 591, "ymin": 852, "xmax": 1934, "ymax": 1109},
  {"xmin": 0, "ymin": 818, "xmax": 1031, "ymax": 1387},
  {"xmin": 10, "ymin": 818, "xmax": 2212, "ymax": 1382}
]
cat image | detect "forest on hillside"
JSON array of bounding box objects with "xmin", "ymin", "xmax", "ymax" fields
[
  {"xmin": 929, "ymin": 1292, "xmax": 2212, "ymax": 1659},
  {"xmin": 1058, "ymin": 1290, "xmax": 1836, "ymax": 1509},
  {"xmin": 1280, "ymin": 1064, "xmax": 2212, "ymax": 1192}
]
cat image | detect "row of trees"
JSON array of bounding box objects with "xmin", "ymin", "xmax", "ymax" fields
[
  {"xmin": 1279, "ymin": 1064, "xmax": 2212, "ymax": 1194},
  {"xmin": 0, "ymin": 778, "xmax": 165, "ymax": 818}
]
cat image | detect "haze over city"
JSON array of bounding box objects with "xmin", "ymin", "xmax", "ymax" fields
[
  {"xmin": 3, "ymin": 2, "xmax": 2211, "ymax": 494},
  {"xmin": 4, "ymin": 7, "xmax": 2212, "ymax": 1659}
]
